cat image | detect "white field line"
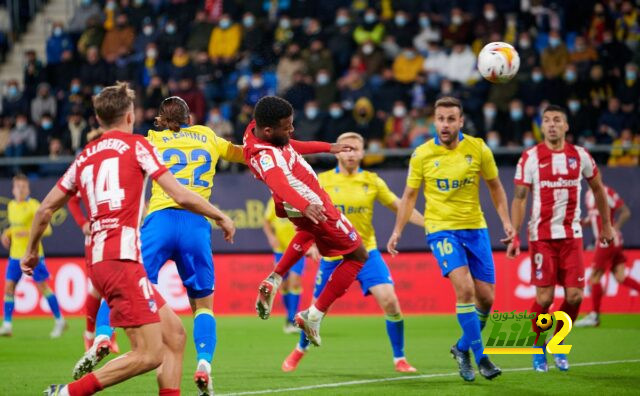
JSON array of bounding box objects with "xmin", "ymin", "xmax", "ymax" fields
[{"xmin": 218, "ymin": 359, "xmax": 640, "ymax": 396}]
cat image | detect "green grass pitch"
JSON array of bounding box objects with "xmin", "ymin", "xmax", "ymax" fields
[{"xmin": 1, "ymin": 314, "xmax": 639, "ymax": 395}]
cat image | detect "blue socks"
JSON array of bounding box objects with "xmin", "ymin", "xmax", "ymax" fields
[
  {"xmin": 43, "ymin": 290, "xmax": 61, "ymax": 320},
  {"xmin": 286, "ymin": 288, "xmax": 301, "ymax": 323},
  {"xmin": 385, "ymin": 313, "xmax": 405, "ymax": 358},
  {"xmin": 456, "ymin": 303, "xmax": 486, "ymax": 364},
  {"xmin": 95, "ymin": 299, "xmax": 113, "ymax": 338},
  {"xmin": 476, "ymin": 306, "xmax": 490, "ymax": 331},
  {"xmin": 298, "ymin": 330, "xmax": 310, "ymax": 350},
  {"xmin": 194, "ymin": 308, "xmax": 217, "ymax": 363},
  {"xmin": 3, "ymin": 295, "xmax": 14, "ymax": 323}
]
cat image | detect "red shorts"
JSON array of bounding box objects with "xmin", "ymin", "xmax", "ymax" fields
[
  {"xmin": 88, "ymin": 260, "xmax": 165, "ymax": 328},
  {"xmin": 291, "ymin": 205, "xmax": 361, "ymax": 257},
  {"xmin": 529, "ymin": 238, "xmax": 585, "ymax": 288},
  {"xmin": 593, "ymin": 244, "xmax": 627, "ymax": 271}
]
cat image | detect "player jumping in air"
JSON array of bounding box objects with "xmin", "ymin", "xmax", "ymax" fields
[
  {"xmin": 388, "ymin": 97, "xmax": 513, "ymax": 382},
  {"xmin": 244, "ymin": 96, "xmax": 365, "ymax": 347},
  {"xmin": 281, "ymin": 132, "xmax": 423, "ymax": 373},
  {"xmin": 575, "ymin": 185, "xmax": 637, "ymax": 327},
  {"xmin": 263, "ymin": 198, "xmax": 320, "ymax": 334},
  {"xmin": 1, "ymin": 174, "xmax": 66, "ymax": 338},
  {"xmin": 68, "ymin": 193, "xmax": 119, "ymax": 356},
  {"xmin": 141, "ymin": 96, "xmax": 243, "ymax": 396},
  {"xmin": 22, "ymin": 82, "xmax": 235, "ymax": 396},
  {"xmin": 507, "ymin": 105, "xmax": 615, "ymax": 372}
]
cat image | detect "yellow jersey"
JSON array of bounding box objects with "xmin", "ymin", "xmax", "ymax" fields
[
  {"xmin": 264, "ymin": 198, "xmax": 296, "ymax": 253},
  {"xmin": 5, "ymin": 198, "xmax": 51, "ymax": 258},
  {"xmin": 407, "ymin": 133, "xmax": 498, "ymax": 233},
  {"xmin": 318, "ymin": 168, "xmax": 398, "ymax": 252},
  {"xmin": 147, "ymin": 125, "xmax": 244, "ymax": 214}
]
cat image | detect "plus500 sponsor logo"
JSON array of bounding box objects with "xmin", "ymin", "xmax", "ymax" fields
[{"xmin": 539, "ymin": 179, "xmax": 580, "ymax": 188}]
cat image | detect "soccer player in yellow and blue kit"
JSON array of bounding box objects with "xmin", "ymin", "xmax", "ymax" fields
[
  {"xmin": 388, "ymin": 97, "xmax": 514, "ymax": 382},
  {"xmin": 140, "ymin": 97, "xmax": 239, "ymax": 396},
  {"xmin": 281, "ymin": 132, "xmax": 424, "ymax": 373},
  {"xmin": 263, "ymin": 198, "xmax": 319, "ymax": 334},
  {"xmin": 0, "ymin": 174, "xmax": 66, "ymax": 338}
]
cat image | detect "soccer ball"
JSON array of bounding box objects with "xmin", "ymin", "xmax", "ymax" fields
[
  {"xmin": 477, "ymin": 42, "xmax": 520, "ymax": 83},
  {"xmin": 536, "ymin": 313, "xmax": 553, "ymax": 332}
]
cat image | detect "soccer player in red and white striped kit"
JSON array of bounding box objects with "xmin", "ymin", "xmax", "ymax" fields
[{"xmin": 507, "ymin": 105, "xmax": 615, "ymax": 372}]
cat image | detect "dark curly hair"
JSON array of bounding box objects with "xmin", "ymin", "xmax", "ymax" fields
[{"xmin": 253, "ymin": 96, "xmax": 293, "ymax": 128}]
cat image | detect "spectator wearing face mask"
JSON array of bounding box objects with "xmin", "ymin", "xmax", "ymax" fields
[
  {"xmin": 186, "ymin": 11, "xmax": 214, "ymax": 53},
  {"xmin": 240, "ymin": 12, "xmax": 270, "ymax": 67},
  {"xmin": 485, "ymin": 130, "xmax": 501, "ymax": 150},
  {"xmin": 2, "ymin": 81, "xmax": 29, "ymax": 117},
  {"xmin": 608, "ymin": 128, "xmax": 640, "ymax": 166},
  {"xmin": 413, "ymin": 13, "xmax": 441, "ymax": 53},
  {"xmin": 206, "ymin": 107, "xmax": 233, "ymax": 142},
  {"xmin": 208, "ymin": 13, "xmax": 242, "ymax": 67},
  {"xmin": 384, "ymin": 101, "xmax": 412, "ymax": 148},
  {"xmin": 616, "ymin": 63, "xmax": 640, "ymax": 105},
  {"xmin": 443, "ymin": 44, "xmax": 476, "ymax": 84},
  {"xmin": 516, "ymin": 32, "xmax": 539, "ymax": 76},
  {"xmin": 477, "ymin": 102, "xmax": 502, "ymax": 138},
  {"xmin": 140, "ymin": 43, "xmax": 169, "ymax": 87},
  {"xmin": 314, "ymin": 69, "xmax": 337, "ymax": 110},
  {"xmin": 386, "ymin": 10, "xmax": 417, "ymax": 48},
  {"xmin": 31, "ymin": 83, "xmax": 56, "ymax": 124},
  {"xmin": 327, "ymin": 8, "xmax": 357, "ymax": 73},
  {"xmin": 358, "ymin": 41, "xmax": 386, "ymax": 77},
  {"xmin": 6, "ymin": 114, "xmax": 36, "ymax": 157},
  {"xmin": 557, "ymin": 64, "xmax": 586, "ymax": 105},
  {"xmin": 323, "ymin": 102, "xmax": 355, "ymax": 142},
  {"xmin": 157, "ymin": 19, "xmax": 184, "ymax": 60},
  {"xmin": 566, "ymin": 98, "xmax": 596, "ymax": 138},
  {"xmin": 587, "ymin": 64, "xmax": 614, "ymax": 110},
  {"xmin": 541, "ymin": 30, "xmax": 569, "ymax": 80},
  {"xmin": 101, "ymin": 13, "xmax": 135, "ymax": 62},
  {"xmin": 392, "ymin": 47, "xmax": 424, "ymax": 85},
  {"xmin": 134, "ymin": 18, "xmax": 158, "ymax": 57},
  {"xmin": 273, "ymin": 15, "xmax": 295, "ymax": 55},
  {"xmin": 35, "ymin": 113, "xmax": 57, "ymax": 155},
  {"xmin": 246, "ymin": 71, "xmax": 274, "ymax": 107},
  {"xmin": 354, "ymin": 8, "xmax": 385, "ymax": 45},
  {"xmin": 518, "ymin": 67, "xmax": 547, "ymax": 109},
  {"xmin": 521, "ymin": 131, "xmax": 537, "ymax": 149},
  {"xmin": 302, "ymin": 40, "xmax": 334, "ymax": 79},
  {"xmin": 46, "ymin": 22, "xmax": 73, "ymax": 65},
  {"xmin": 60, "ymin": 110, "xmax": 89, "ymax": 154},
  {"xmin": 125, "ymin": 0, "xmax": 153, "ymax": 29},
  {"xmin": 473, "ymin": 3, "xmax": 504, "ymax": 42},
  {"xmin": 441, "ymin": 8, "xmax": 471, "ymax": 47},
  {"xmin": 502, "ymin": 99, "xmax": 532, "ymax": 145},
  {"xmin": 422, "ymin": 41, "xmax": 448, "ymax": 89},
  {"xmin": 295, "ymin": 101, "xmax": 325, "ymax": 141},
  {"xmin": 373, "ymin": 68, "xmax": 408, "ymax": 114}
]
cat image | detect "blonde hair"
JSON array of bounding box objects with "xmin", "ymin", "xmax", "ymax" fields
[
  {"xmin": 92, "ymin": 81, "xmax": 135, "ymax": 127},
  {"xmin": 336, "ymin": 131, "xmax": 364, "ymax": 144},
  {"xmin": 435, "ymin": 96, "xmax": 463, "ymax": 113}
]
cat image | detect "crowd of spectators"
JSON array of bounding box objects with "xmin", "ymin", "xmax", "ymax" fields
[{"xmin": 0, "ymin": 0, "xmax": 639, "ymax": 172}]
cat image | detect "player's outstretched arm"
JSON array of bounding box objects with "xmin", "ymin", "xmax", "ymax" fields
[
  {"xmin": 387, "ymin": 186, "xmax": 420, "ymax": 256},
  {"xmin": 156, "ymin": 172, "xmax": 235, "ymax": 243},
  {"xmin": 68, "ymin": 193, "xmax": 91, "ymax": 235},
  {"xmin": 289, "ymin": 139, "xmax": 355, "ymax": 155},
  {"xmin": 22, "ymin": 187, "xmax": 71, "ymax": 274},
  {"xmin": 485, "ymin": 177, "xmax": 515, "ymax": 245},
  {"xmin": 587, "ymin": 173, "xmax": 615, "ymax": 244},
  {"xmin": 507, "ymin": 184, "xmax": 529, "ymax": 258},
  {"xmin": 388, "ymin": 200, "xmax": 424, "ymax": 227}
]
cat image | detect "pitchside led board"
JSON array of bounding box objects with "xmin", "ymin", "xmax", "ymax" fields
[{"xmin": 0, "ymin": 167, "xmax": 639, "ymax": 256}]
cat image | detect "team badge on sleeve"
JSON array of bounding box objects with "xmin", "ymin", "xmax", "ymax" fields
[{"xmin": 259, "ymin": 154, "xmax": 275, "ymax": 172}]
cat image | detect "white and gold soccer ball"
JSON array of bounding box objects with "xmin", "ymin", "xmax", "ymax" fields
[{"xmin": 477, "ymin": 42, "xmax": 520, "ymax": 83}]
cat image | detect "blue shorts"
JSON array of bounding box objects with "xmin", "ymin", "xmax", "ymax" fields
[
  {"xmin": 273, "ymin": 253, "xmax": 305, "ymax": 279},
  {"xmin": 6, "ymin": 257, "xmax": 49, "ymax": 283},
  {"xmin": 141, "ymin": 208, "xmax": 214, "ymax": 299},
  {"xmin": 427, "ymin": 229, "xmax": 495, "ymax": 284},
  {"xmin": 313, "ymin": 249, "xmax": 392, "ymax": 298}
]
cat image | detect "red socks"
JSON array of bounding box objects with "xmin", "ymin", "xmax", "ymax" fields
[
  {"xmin": 555, "ymin": 299, "xmax": 580, "ymax": 335},
  {"xmin": 274, "ymin": 231, "xmax": 314, "ymax": 277},
  {"xmin": 314, "ymin": 258, "xmax": 364, "ymax": 312},
  {"xmin": 591, "ymin": 283, "xmax": 603, "ymax": 314},
  {"xmin": 68, "ymin": 373, "xmax": 103, "ymax": 396},
  {"xmin": 159, "ymin": 389, "xmax": 180, "ymax": 396},
  {"xmin": 622, "ymin": 277, "xmax": 640, "ymax": 292},
  {"xmin": 530, "ymin": 301, "xmax": 549, "ymax": 333},
  {"xmin": 85, "ymin": 294, "xmax": 101, "ymax": 333}
]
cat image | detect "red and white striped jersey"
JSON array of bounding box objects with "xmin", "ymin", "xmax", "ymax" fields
[
  {"xmin": 514, "ymin": 142, "xmax": 598, "ymax": 241},
  {"xmin": 57, "ymin": 131, "xmax": 167, "ymax": 265},
  {"xmin": 242, "ymin": 120, "xmax": 333, "ymax": 218},
  {"xmin": 585, "ymin": 185, "xmax": 624, "ymax": 246}
]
